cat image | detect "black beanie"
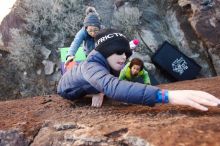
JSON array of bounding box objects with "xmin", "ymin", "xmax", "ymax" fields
[{"xmin": 94, "ymin": 29, "xmax": 132, "ymax": 58}]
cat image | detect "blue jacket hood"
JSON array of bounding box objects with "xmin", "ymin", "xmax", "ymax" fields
[{"xmin": 86, "ymin": 50, "xmax": 111, "ymax": 70}]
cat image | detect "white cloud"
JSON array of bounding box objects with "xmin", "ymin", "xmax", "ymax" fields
[{"xmin": 0, "ymin": 0, "xmax": 17, "ymax": 23}]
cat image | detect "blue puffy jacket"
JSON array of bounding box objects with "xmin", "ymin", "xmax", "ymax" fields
[
  {"xmin": 57, "ymin": 50, "xmax": 160, "ymax": 106},
  {"xmin": 67, "ymin": 27, "xmax": 95, "ymax": 57}
]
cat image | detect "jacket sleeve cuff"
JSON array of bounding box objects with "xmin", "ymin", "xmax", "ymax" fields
[{"xmin": 156, "ymin": 89, "xmax": 169, "ymax": 104}]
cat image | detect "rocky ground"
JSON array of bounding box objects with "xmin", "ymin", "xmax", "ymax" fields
[{"xmin": 0, "ymin": 76, "xmax": 220, "ymax": 146}]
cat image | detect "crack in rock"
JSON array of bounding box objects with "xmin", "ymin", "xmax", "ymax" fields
[{"xmin": 104, "ymin": 128, "xmax": 128, "ymax": 138}]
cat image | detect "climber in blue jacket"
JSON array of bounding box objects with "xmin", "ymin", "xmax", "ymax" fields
[
  {"xmin": 57, "ymin": 28, "xmax": 220, "ymax": 111},
  {"xmin": 64, "ymin": 6, "xmax": 101, "ymax": 68}
]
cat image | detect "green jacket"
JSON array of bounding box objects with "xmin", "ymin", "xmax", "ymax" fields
[{"xmin": 119, "ymin": 63, "xmax": 151, "ymax": 85}]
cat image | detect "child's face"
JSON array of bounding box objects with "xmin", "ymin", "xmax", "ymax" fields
[
  {"xmin": 130, "ymin": 65, "xmax": 141, "ymax": 76},
  {"xmin": 86, "ymin": 26, "xmax": 100, "ymax": 37},
  {"xmin": 107, "ymin": 53, "xmax": 126, "ymax": 71}
]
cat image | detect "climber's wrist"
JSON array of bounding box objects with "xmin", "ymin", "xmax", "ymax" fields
[{"xmin": 156, "ymin": 89, "xmax": 169, "ymax": 104}]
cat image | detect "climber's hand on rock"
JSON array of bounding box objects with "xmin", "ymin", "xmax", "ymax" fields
[
  {"xmin": 168, "ymin": 90, "xmax": 220, "ymax": 111},
  {"xmin": 91, "ymin": 93, "xmax": 104, "ymax": 108}
]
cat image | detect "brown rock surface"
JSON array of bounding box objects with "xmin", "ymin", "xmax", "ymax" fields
[{"xmin": 0, "ymin": 76, "xmax": 220, "ymax": 146}]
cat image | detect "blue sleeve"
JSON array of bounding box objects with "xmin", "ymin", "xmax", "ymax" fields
[
  {"xmin": 82, "ymin": 62, "xmax": 160, "ymax": 106},
  {"xmin": 67, "ymin": 28, "xmax": 86, "ymax": 57}
]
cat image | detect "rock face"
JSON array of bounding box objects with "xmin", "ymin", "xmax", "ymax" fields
[
  {"xmin": 0, "ymin": 10, "xmax": 25, "ymax": 46},
  {"xmin": 0, "ymin": 130, "xmax": 28, "ymax": 146},
  {"xmin": 0, "ymin": 0, "xmax": 220, "ymax": 99},
  {"xmin": 178, "ymin": 0, "xmax": 220, "ymax": 75},
  {"xmin": 0, "ymin": 76, "xmax": 220, "ymax": 146}
]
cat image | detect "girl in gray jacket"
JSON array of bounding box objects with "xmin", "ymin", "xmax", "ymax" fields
[{"xmin": 58, "ymin": 29, "xmax": 220, "ymax": 111}]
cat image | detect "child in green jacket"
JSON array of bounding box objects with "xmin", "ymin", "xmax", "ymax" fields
[{"xmin": 119, "ymin": 58, "xmax": 151, "ymax": 85}]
